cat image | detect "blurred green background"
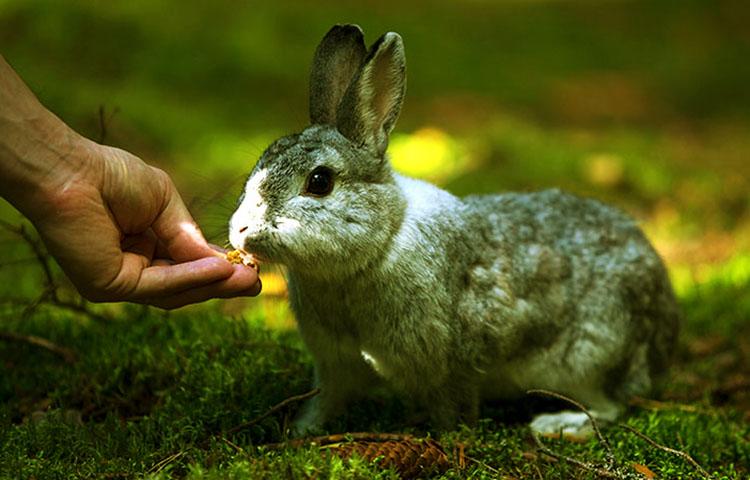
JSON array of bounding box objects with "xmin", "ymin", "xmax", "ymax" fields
[
  {"xmin": 1, "ymin": 2, "xmax": 749, "ymax": 477},
  {"xmin": 1, "ymin": 0, "xmax": 748, "ymax": 305}
]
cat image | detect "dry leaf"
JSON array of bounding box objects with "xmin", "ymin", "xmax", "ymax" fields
[{"xmin": 631, "ymin": 461, "xmax": 657, "ymax": 479}]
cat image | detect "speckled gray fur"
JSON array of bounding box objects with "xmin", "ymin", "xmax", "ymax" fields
[{"xmin": 228, "ymin": 25, "xmax": 680, "ymax": 433}]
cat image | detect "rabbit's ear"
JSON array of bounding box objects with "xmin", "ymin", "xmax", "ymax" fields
[
  {"xmin": 309, "ymin": 24, "xmax": 367, "ymax": 125},
  {"xmin": 336, "ymin": 32, "xmax": 406, "ymax": 157}
]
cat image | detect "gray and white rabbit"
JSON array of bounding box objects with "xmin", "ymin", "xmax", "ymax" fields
[{"xmin": 228, "ymin": 24, "xmax": 680, "ymax": 435}]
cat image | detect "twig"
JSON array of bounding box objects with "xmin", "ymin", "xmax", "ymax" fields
[
  {"xmin": 0, "ymin": 295, "xmax": 112, "ymax": 323},
  {"xmin": 98, "ymin": 105, "xmax": 120, "ymax": 144},
  {"xmin": 20, "ymin": 223, "xmax": 57, "ymax": 295},
  {"xmin": 619, "ymin": 424, "xmax": 713, "ymax": 479},
  {"xmin": 98, "ymin": 105, "xmax": 107, "ymax": 144},
  {"xmin": 531, "ymin": 432, "xmax": 621, "ymax": 479},
  {"xmin": 0, "ymin": 329, "xmax": 77, "ymax": 362},
  {"xmin": 464, "ymin": 455, "xmax": 501, "ymax": 477},
  {"xmin": 54, "ymin": 298, "xmax": 112, "ymax": 323},
  {"xmin": 225, "ymin": 388, "xmax": 320, "ymax": 437},
  {"xmin": 146, "ymin": 451, "xmax": 185, "ymax": 475},
  {"xmin": 0, "ymin": 220, "xmax": 58, "ymax": 299},
  {"xmin": 21, "ymin": 284, "xmax": 58, "ymax": 319},
  {"xmin": 677, "ymin": 431, "xmax": 685, "ymax": 450},
  {"xmin": 262, "ymin": 432, "xmax": 415, "ymax": 450},
  {"xmin": 453, "ymin": 442, "xmax": 466, "ymax": 471},
  {"xmin": 217, "ymin": 435, "xmax": 253, "ymax": 461},
  {"xmin": 0, "ymin": 220, "xmax": 112, "ymax": 323},
  {"xmin": 629, "ymin": 396, "xmax": 700, "ymax": 413},
  {"xmin": 525, "ymin": 389, "xmax": 654, "ymax": 479},
  {"xmin": 527, "ymin": 389, "xmax": 615, "ymax": 466}
]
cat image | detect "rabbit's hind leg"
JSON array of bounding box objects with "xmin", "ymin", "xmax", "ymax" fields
[{"xmin": 529, "ymin": 390, "xmax": 622, "ymax": 440}]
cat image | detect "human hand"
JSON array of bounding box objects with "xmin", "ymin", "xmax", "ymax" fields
[
  {"xmin": 0, "ymin": 55, "xmax": 259, "ymax": 308},
  {"xmin": 28, "ymin": 137, "xmax": 261, "ymax": 309}
]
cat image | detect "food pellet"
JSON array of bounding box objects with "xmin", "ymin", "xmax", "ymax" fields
[{"xmin": 223, "ymin": 249, "xmax": 258, "ymax": 270}]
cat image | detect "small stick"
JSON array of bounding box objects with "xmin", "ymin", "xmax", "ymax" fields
[
  {"xmin": 464, "ymin": 455, "xmax": 501, "ymax": 476},
  {"xmin": 0, "ymin": 329, "xmax": 77, "ymax": 362},
  {"xmin": 263, "ymin": 432, "xmax": 415, "ymax": 450},
  {"xmin": 0, "ymin": 220, "xmax": 58, "ymax": 297},
  {"xmin": 217, "ymin": 435, "xmax": 253, "ymax": 461},
  {"xmin": 98, "ymin": 105, "xmax": 119, "ymax": 144},
  {"xmin": 454, "ymin": 442, "xmax": 466, "ymax": 470},
  {"xmin": 619, "ymin": 424, "xmax": 713, "ymax": 479},
  {"xmin": 0, "ymin": 220, "xmax": 111, "ymax": 323},
  {"xmin": 531, "ymin": 433, "xmax": 620, "ymax": 479},
  {"xmin": 146, "ymin": 451, "xmax": 185, "ymax": 475},
  {"xmin": 533, "ymin": 463, "xmax": 544, "ymax": 480},
  {"xmin": 1, "ymin": 295, "xmax": 112, "ymax": 323},
  {"xmin": 225, "ymin": 388, "xmax": 320, "ymax": 437},
  {"xmin": 629, "ymin": 396, "xmax": 700, "ymax": 413},
  {"xmin": 21, "ymin": 284, "xmax": 57, "ymax": 319},
  {"xmin": 98, "ymin": 105, "xmax": 107, "ymax": 144},
  {"xmin": 527, "ymin": 389, "xmax": 614, "ymax": 465},
  {"xmin": 53, "ymin": 298, "xmax": 112, "ymax": 323}
]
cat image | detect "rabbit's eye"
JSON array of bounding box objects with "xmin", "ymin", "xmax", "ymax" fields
[{"xmin": 304, "ymin": 167, "xmax": 334, "ymax": 197}]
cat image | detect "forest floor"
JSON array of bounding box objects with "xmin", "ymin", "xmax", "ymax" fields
[{"xmin": 1, "ymin": 0, "xmax": 749, "ymax": 478}]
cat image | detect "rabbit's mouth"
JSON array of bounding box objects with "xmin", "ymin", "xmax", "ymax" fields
[
  {"xmin": 247, "ymin": 252, "xmax": 270, "ymax": 266},
  {"xmin": 232, "ymin": 232, "xmax": 275, "ymax": 263},
  {"xmin": 237, "ymin": 243, "xmax": 275, "ymax": 266}
]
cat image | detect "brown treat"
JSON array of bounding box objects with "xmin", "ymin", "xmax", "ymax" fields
[{"xmin": 223, "ymin": 249, "xmax": 259, "ymax": 271}]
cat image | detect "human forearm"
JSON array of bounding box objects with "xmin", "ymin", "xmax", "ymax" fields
[{"xmin": 0, "ymin": 55, "xmax": 90, "ymax": 221}]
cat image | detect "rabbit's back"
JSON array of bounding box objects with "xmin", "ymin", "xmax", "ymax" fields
[{"xmin": 459, "ymin": 189, "xmax": 679, "ymax": 401}]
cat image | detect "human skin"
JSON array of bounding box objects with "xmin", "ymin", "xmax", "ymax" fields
[{"xmin": 0, "ymin": 55, "xmax": 260, "ymax": 309}]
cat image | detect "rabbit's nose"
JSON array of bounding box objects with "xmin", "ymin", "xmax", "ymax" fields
[{"xmin": 228, "ymin": 225, "xmax": 256, "ymax": 254}]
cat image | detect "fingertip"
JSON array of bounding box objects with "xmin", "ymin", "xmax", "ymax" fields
[
  {"xmin": 246, "ymin": 276, "xmax": 262, "ymax": 296},
  {"xmin": 143, "ymin": 264, "xmax": 262, "ymax": 309},
  {"xmin": 205, "ymin": 255, "xmax": 238, "ymax": 275},
  {"xmin": 231, "ymin": 263, "xmax": 261, "ymax": 288}
]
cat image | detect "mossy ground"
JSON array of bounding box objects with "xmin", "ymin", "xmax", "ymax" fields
[
  {"xmin": 0, "ymin": 246, "xmax": 748, "ymax": 479},
  {"xmin": 1, "ymin": 0, "xmax": 749, "ymax": 478}
]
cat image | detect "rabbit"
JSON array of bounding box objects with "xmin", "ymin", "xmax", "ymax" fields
[{"xmin": 228, "ymin": 24, "xmax": 680, "ymax": 436}]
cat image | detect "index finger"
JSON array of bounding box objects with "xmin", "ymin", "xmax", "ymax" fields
[
  {"xmin": 145, "ymin": 271, "xmax": 262, "ymax": 310},
  {"xmin": 149, "ymin": 170, "xmax": 223, "ymax": 263},
  {"xmin": 131, "ymin": 256, "xmax": 238, "ymax": 299}
]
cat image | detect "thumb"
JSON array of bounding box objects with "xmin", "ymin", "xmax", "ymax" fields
[{"xmin": 150, "ymin": 172, "xmax": 221, "ymax": 262}]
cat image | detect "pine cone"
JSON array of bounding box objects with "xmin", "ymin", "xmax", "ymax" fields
[{"xmin": 330, "ymin": 438, "xmax": 450, "ymax": 478}]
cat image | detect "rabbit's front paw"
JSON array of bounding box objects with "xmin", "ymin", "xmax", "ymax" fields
[{"xmin": 292, "ymin": 401, "xmax": 326, "ymax": 437}]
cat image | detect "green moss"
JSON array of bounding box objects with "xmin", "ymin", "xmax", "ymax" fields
[{"xmin": 1, "ymin": 275, "xmax": 748, "ymax": 479}]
